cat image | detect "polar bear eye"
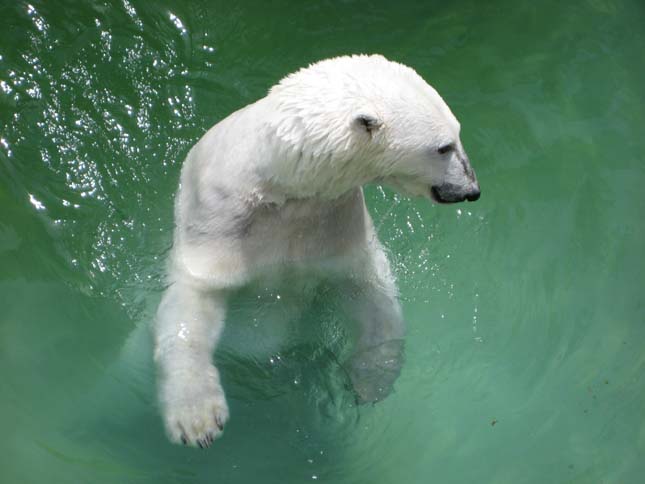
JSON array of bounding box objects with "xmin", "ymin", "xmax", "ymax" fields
[{"xmin": 437, "ymin": 143, "xmax": 455, "ymax": 155}]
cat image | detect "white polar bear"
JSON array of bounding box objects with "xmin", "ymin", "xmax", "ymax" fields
[{"xmin": 154, "ymin": 54, "xmax": 480, "ymax": 448}]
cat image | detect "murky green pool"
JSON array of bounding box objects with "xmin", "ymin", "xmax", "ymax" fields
[{"xmin": 1, "ymin": 0, "xmax": 644, "ymax": 482}]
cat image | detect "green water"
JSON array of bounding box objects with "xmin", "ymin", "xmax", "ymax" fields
[{"xmin": 1, "ymin": 0, "xmax": 645, "ymax": 482}]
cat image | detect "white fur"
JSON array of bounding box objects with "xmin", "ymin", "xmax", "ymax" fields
[{"xmin": 154, "ymin": 54, "xmax": 479, "ymax": 448}]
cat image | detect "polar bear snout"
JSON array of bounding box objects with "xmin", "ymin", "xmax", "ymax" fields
[
  {"xmin": 431, "ymin": 182, "xmax": 481, "ymax": 204},
  {"xmin": 430, "ymin": 147, "xmax": 481, "ymax": 203}
]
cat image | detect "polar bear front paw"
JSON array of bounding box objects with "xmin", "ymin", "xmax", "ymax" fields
[
  {"xmin": 347, "ymin": 339, "xmax": 404, "ymax": 404},
  {"xmin": 160, "ymin": 369, "xmax": 230, "ymax": 448}
]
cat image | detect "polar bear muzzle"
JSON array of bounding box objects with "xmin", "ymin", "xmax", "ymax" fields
[
  {"xmin": 431, "ymin": 154, "xmax": 481, "ymax": 203},
  {"xmin": 430, "ymin": 147, "xmax": 481, "ymax": 203},
  {"xmin": 431, "ymin": 183, "xmax": 480, "ymax": 203}
]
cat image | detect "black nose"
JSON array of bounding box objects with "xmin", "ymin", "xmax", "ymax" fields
[{"xmin": 466, "ymin": 189, "xmax": 480, "ymax": 202}]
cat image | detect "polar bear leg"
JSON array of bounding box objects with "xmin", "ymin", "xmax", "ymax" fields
[
  {"xmin": 154, "ymin": 282, "xmax": 229, "ymax": 447},
  {"xmin": 343, "ymin": 244, "xmax": 405, "ymax": 403}
]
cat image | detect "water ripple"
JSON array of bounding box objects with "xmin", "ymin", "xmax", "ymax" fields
[{"xmin": 0, "ymin": 1, "xmax": 208, "ymax": 318}]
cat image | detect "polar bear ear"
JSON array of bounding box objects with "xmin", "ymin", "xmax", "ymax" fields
[{"xmin": 353, "ymin": 114, "xmax": 382, "ymax": 134}]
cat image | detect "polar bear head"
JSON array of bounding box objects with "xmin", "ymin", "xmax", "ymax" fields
[{"xmin": 268, "ymin": 54, "xmax": 480, "ymax": 203}]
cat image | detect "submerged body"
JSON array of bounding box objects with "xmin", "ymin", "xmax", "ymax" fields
[{"xmin": 154, "ymin": 54, "xmax": 480, "ymax": 448}]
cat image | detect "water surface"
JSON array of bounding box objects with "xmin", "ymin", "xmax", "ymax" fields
[{"xmin": 1, "ymin": 0, "xmax": 644, "ymax": 482}]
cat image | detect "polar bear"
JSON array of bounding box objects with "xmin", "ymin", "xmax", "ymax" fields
[{"xmin": 154, "ymin": 54, "xmax": 480, "ymax": 448}]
